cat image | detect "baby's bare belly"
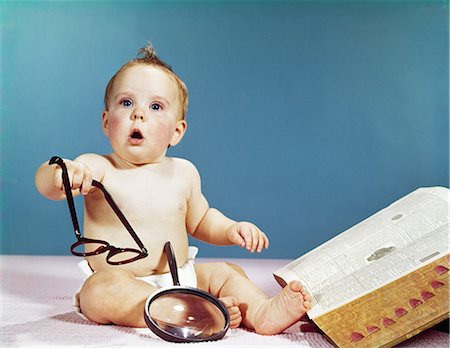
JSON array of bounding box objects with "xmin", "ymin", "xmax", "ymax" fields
[
  {"xmin": 81, "ymin": 180, "xmax": 191, "ymax": 277},
  {"xmin": 83, "ymin": 222, "xmax": 190, "ymax": 277}
]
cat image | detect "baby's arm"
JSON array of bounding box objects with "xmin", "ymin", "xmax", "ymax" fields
[
  {"xmin": 185, "ymin": 161, "xmax": 269, "ymax": 253},
  {"xmin": 34, "ymin": 153, "xmax": 105, "ymax": 200},
  {"xmin": 196, "ymin": 209, "xmax": 269, "ymax": 253}
]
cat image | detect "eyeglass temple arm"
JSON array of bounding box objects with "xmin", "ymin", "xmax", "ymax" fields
[
  {"xmin": 91, "ymin": 180, "xmax": 147, "ymax": 253},
  {"xmin": 49, "ymin": 156, "xmax": 82, "ymax": 239}
]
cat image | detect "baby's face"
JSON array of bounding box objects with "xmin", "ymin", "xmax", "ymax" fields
[{"xmin": 102, "ymin": 64, "xmax": 186, "ymax": 165}]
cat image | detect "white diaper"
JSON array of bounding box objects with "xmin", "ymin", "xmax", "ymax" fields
[{"xmin": 73, "ymin": 246, "xmax": 198, "ymax": 320}]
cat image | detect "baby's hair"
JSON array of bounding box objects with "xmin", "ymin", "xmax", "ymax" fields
[
  {"xmin": 104, "ymin": 43, "xmax": 188, "ymax": 120},
  {"xmin": 135, "ymin": 44, "xmax": 173, "ymax": 71}
]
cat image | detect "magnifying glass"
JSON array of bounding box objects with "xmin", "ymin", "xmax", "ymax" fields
[{"xmin": 144, "ymin": 242, "xmax": 230, "ymax": 342}]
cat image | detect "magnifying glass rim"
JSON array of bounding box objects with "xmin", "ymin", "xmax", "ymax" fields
[{"xmin": 144, "ymin": 285, "xmax": 230, "ymax": 343}]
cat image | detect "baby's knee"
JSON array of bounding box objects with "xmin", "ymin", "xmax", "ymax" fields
[
  {"xmin": 79, "ymin": 269, "xmax": 133, "ymax": 323},
  {"xmin": 82, "ymin": 269, "xmax": 133, "ymax": 296}
]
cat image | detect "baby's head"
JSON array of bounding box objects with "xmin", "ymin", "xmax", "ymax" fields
[
  {"xmin": 104, "ymin": 44, "xmax": 188, "ymax": 120},
  {"xmin": 102, "ymin": 44, "xmax": 189, "ymax": 165}
]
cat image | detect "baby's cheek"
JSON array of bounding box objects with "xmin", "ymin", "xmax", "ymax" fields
[
  {"xmin": 105, "ymin": 117, "xmax": 119, "ymax": 138},
  {"xmin": 107, "ymin": 117, "xmax": 122, "ymax": 132},
  {"xmin": 153, "ymin": 123, "xmax": 174, "ymax": 143}
]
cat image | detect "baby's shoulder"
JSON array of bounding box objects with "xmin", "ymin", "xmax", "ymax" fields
[
  {"xmin": 170, "ymin": 157, "xmax": 197, "ymax": 169},
  {"xmin": 169, "ymin": 157, "xmax": 201, "ymax": 178}
]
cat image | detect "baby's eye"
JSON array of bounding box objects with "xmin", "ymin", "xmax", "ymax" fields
[
  {"xmin": 120, "ymin": 99, "xmax": 133, "ymax": 107},
  {"xmin": 150, "ymin": 103, "xmax": 163, "ymax": 111}
]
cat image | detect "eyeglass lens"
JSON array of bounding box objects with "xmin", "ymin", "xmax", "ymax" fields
[{"xmin": 71, "ymin": 240, "xmax": 109, "ymax": 256}]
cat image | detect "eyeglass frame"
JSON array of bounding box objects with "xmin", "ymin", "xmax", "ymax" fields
[{"xmin": 49, "ymin": 156, "xmax": 148, "ymax": 265}]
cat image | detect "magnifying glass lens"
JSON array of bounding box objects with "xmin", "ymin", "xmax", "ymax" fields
[{"xmin": 149, "ymin": 292, "xmax": 226, "ymax": 339}]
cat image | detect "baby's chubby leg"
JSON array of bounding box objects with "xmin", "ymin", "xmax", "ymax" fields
[
  {"xmin": 79, "ymin": 269, "xmax": 156, "ymax": 327},
  {"xmin": 78, "ymin": 267, "xmax": 243, "ymax": 329},
  {"xmin": 195, "ymin": 262, "xmax": 311, "ymax": 335}
]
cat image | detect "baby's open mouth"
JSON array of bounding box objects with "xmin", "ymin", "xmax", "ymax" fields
[
  {"xmin": 130, "ymin": 130, "xmax": 143, "ymax": 139},
  {"xmin": 128, "ymin": 129, "xmax": 144, "ymax": 144}
]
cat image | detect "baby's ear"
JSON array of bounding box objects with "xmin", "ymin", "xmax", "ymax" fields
[
  {"xmin": 102, "ymin": 111, "xmax": 109, "ymax": 136},
  {"xmin": 169, "ymin": 120, "xmax": 187, "ymax": 146}
]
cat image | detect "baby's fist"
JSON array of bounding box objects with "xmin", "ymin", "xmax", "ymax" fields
[
  {"xmin": 227, "ymin": 222, "xmax": 269, "ymax": 253},
  {"xmin": 53, "ymin": 160, "xmax": 93, "ymax": 196}
]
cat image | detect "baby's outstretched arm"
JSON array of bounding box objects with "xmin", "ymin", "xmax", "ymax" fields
[
  {"xmin": 35, "ymin": 154, "xmax": 103, "ymax": 200},
  {"xmin": 192, "ymin": 208, "xmax": 268, "ymax": 253}
]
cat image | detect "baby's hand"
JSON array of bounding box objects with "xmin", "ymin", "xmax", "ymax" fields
[
  {"xmin": 226, "ymin": 222, "xmax": 269, "ymax": 253},
  {"xmin": 52, "ymin": 159, "xmax": 93, "ymax": 196}
]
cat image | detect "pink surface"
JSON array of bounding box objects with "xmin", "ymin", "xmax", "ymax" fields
[{"xmin": 1, "ymin": 255, "xmax": 448, "ymax": 347}]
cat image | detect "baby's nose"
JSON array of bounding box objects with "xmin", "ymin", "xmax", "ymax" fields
[{"xmin": 131, "ymin": 110, "xmax": 145, "ymax": 121}]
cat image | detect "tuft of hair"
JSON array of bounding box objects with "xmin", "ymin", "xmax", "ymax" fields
[{"xmin": 135, "ymin": 43, "xmax": 173, "ymax": 72}]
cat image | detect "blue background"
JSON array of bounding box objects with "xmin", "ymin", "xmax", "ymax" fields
[{"xmin": 1, "ymin": 1, "xmax": 448, "ymax": 259}]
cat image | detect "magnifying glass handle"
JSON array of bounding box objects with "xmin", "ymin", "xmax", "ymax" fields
[{"xmin": 164, "ymin": 242, "xmax": 180, "ymax": 286}]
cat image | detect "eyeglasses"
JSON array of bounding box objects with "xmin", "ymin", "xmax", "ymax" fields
[{"xmin": 49, "ymin": 156, "xmax": 148, "ymax": 265}]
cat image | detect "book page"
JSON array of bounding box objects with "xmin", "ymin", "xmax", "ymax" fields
[{"xmin": 273, "ymin": 187, "xmax": 449, "ymax": 319}]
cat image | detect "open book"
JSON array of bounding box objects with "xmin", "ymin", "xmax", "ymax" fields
[{"xmin": 274, "ymin": 187, "xmax": 449, "ymax": 347}]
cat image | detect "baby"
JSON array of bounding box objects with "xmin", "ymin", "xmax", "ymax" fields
[{"xmin": 35, "ymin": 44, "xmax": 311, "ymax": 335}]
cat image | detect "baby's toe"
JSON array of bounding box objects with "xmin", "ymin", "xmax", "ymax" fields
[
  {"xmin": 219, "ymin": 296, "xmax": 239, "ymax": 307},
  {"xmin": 229, "ymin": 312, "xmax": 242, "ymax": 329},
  {"xmin": 228, "ymin": 305, "xmax": 240, "ymax": 316},
  {"xmin": 304, "ymin": 300, "xmax": 311, "ymax": 310},
  {"xmin": 289, "ymin": 281, "xmax": 303, "ymax": 292}
]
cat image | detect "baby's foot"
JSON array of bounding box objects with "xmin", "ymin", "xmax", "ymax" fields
[
  {"xmin": 219, "ymin": 296, "xmax": 242, "ymax": 329},
  {"xmin": 252, "ymin": 281, "xmax": 311, "ymax": 335}
]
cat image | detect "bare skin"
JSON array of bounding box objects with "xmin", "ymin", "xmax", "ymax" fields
[
  {"xmin": 79, "ymin": 263, "xmax": 310, "ymax": 334},
  {"xmin": 35, "ymin": 63, "xmax": 311, "ymax": 335}
]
